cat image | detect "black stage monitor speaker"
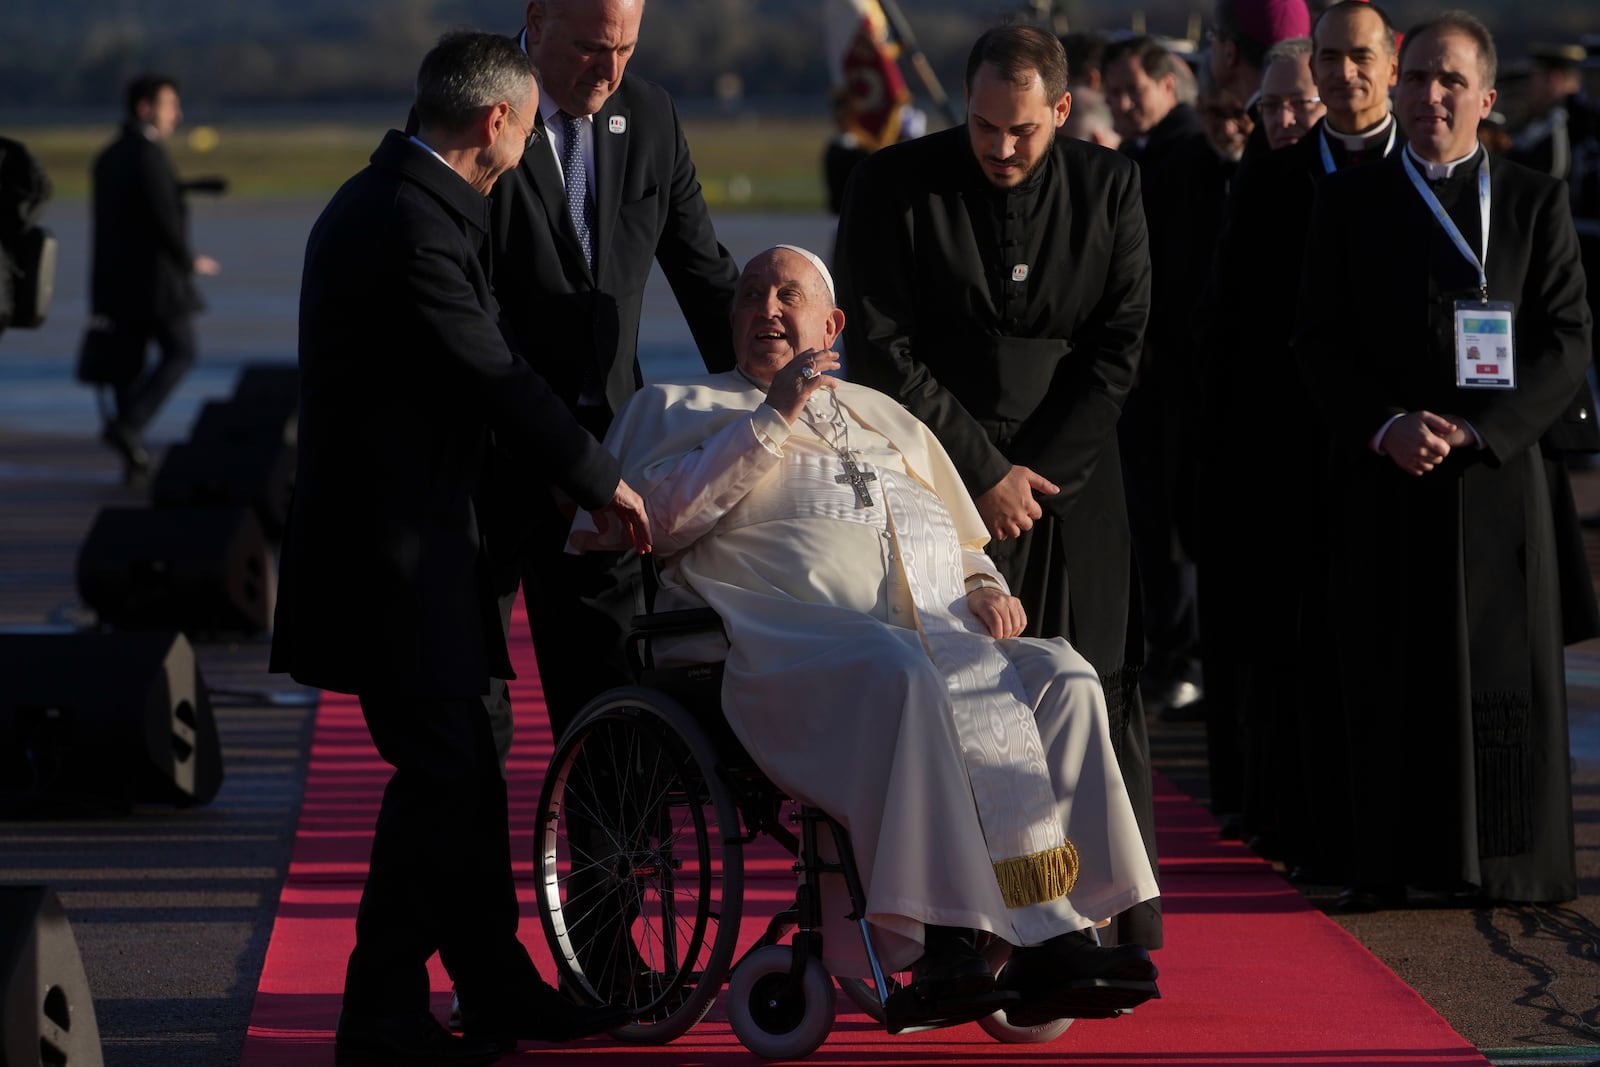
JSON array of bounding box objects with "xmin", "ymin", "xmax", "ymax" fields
[
  {"xmin": 0, "ymin": 631, "xmax": 222, "ymax": 812},
  {"xmin": 232, "ymin": 363, "xmax": 299, "ymax": 418},
  {"xmin": 189, "ymin": 396, "xmax": 296, "ymax": 449},
  {"xmin": 0, "ymin": 887, "xmax": 102, "ymax": 1067},
  {"xmin": 76, "ymin": 506, "xmax": 276, "ymax": 635},
  {"xmin": 151, "ymin": 398, "xmax": 295, "ymax": 537}
]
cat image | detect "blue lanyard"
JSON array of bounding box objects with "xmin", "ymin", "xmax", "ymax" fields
[
  {"xmin": 1402, "ymin": 150, "xmax": 1491, "ymax": 300},
  {"xmin": 1318, "ymin": 121, "xmax": 1397, "ymax": 175}
]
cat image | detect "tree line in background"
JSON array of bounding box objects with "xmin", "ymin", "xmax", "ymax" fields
[{"xmin": 0, "ymin": 0, "xmax": 1589, "ymax": 115}]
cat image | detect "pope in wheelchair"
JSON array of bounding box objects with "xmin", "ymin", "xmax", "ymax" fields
[{"xmin": 568, "ymin": 245, "xmax": 1162, "ymax": 1041}]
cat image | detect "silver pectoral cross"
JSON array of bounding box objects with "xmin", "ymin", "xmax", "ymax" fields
[{"xmin": 836, "ymin": 452, "xmax": 877, "ymax": 508}]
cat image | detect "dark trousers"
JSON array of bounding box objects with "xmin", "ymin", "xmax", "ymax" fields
[
  {"xmin": 111, "ymin": 315, "xmax": 195, "ymax": 433},
  {"xmin": 520, "ymin": 543, "xmax": 636, "ymax": 744},
  {"xmin": 343, "ymin": 691, "xmax": 538, "ymax": 1017},
  {"xmin": 1118, "ymin": 385, "xmax": 1202, "ymax": 690},
  {"xmin": 482, "ymin": 591, "xmax": 518, "ymax": 774}
]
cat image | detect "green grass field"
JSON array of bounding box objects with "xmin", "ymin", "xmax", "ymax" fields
[{"xmin": 23, "ymin": 114, "xmax": 835, "ymax": 210}]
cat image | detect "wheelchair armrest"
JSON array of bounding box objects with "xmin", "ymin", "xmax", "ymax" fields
[
  {"xmin": 628, "ymin": 607, "xmax": 725, "ymax": 639},
  {"xmin": 626, "ymin": 607, "xmax": 727, "ymax": 675},
  {"xmin": 629, "ymin": 554, "xmax": 727, "ymax": 673}
]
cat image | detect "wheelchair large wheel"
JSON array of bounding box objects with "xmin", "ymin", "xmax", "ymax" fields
[
  {"xmin": 535, "ymin": 687, "xmax": 744, "ymax": 1045},
  {"xmin": 728, "ymin": 944, "xmax": 836, "ymax": 1060}
]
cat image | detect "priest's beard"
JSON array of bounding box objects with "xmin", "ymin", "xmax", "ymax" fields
[{"xmin": 984, "ymin": 129, "xmax": 1055, "ymax": 188}]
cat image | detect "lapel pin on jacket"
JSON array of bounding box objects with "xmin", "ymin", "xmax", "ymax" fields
[{"xmin": 609, "ymin": 116, "xmax": 626, "ymax": 134}]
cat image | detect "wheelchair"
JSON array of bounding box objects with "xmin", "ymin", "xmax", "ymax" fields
[{"xmin": 530, "ymin": 586, "xmax": 1129, "ymax": 1058}]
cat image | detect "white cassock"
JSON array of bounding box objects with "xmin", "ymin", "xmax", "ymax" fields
[{"xmin": 572, "ymin": 371, "xmax": 1159, "ymax": 974}]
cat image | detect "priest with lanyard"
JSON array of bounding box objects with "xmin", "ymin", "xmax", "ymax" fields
[
  {"xmin": 572, "ymin": 244, "xmax": 1162, "ymax": 1029},
  {"xmin": 1294, "ymin": 11, "xmax": 1593, "ymax": 910},
  {"xmin": 1189, "ymin": 0, "xmax": 1401, "ymax": 873}
]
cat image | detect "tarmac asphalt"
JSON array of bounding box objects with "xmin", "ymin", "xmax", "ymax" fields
[{"xmin": 0, "ymin": 428, "xmax": 1595, "ymax": 1066}]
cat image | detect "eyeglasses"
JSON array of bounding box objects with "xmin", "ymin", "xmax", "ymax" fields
[
  {"xmin": 1258, "ymin": 95, "xmax": 1324, "ymax": 119},
  {"xmin": 504, "ymin": 101, "xmax": 539, "ymax": 150}
]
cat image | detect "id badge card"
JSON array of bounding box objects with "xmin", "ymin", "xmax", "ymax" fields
[{"xmin": 1455, "ymin": 300, "xmax": 1515, "ymax": 389}]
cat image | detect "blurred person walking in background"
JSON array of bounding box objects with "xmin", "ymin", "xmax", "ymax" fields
[{"xmin": 86, "ymin": 73, "xmax": 219, "ymax": 485}]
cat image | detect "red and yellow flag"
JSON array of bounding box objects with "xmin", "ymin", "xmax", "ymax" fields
[{"xmin": 824, "ymin": 0, "xmax": 912, "ymax": 151}]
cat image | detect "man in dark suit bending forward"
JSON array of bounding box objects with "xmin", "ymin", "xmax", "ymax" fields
[{"xmin": 273, "ymin": 31, "xmax": 644, "ymax": 1066}]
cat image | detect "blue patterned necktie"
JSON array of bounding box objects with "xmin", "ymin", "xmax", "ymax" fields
[{"xmin": 557, "ymin": 110, "xmax": 594, "ymax": 269}]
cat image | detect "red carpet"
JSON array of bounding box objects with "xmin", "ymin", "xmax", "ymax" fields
[{"xmin": 241, "ymin": 595, "xmax": 1488, "ymax": 1066}]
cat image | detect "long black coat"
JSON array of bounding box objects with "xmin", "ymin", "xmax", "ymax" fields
[
  {"xmin": 1193, "ymin": 124, "xmax": 1354, "ymax": 837},
  {"xmin": 1295, "ymin": 149, "xmax": 1593, "ymax": 901},
  {"xmin": 90, "ymin": 123, "xmax": 199, "ymax": 324},
  {"xmin": 270, "ymin": 131, "xmax": 619, "ymax": 698},
  {"xmin": 834, "ymin": 125, "xmax": 1162, "ymax": 947}
]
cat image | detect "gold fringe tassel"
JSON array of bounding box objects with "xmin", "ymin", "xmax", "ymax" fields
[{"xmin": 993, "ymin": 841, "xmax": 1080, "ymax": 909}]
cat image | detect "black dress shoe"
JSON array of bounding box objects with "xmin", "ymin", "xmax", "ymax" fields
[
  {"xmin": 1155, "ymin": 681, "xmax": 1205, "ymax": 722},
  {"xmin": 907, "ymin": 925, "xmax": 994, "ymax": 1002},
  {"xmin": 334, "ymin": 1008, "xmax": 501, "ymax": 1066},
  {"xmin": 1331, "ymin": 884, "xmax": 1406, "ymax": 913},
  {"xmin": 460, "ymin": 980, "xmax": 630, "ymax": 1051},
  {"xmin": 100, "ymin": 419, "xmax": 150, "ymax": 472},
  {"xmin": 1287, "ymin": 864, "xmax": 1338, "ymax": 885},
  {"xmin": 999, "ymin": 931, "xmax": 1160, "ymax": 1027},
  {"xmin": 1026, "ymin": 930, "xmax": 1158, "ymax": 982}
]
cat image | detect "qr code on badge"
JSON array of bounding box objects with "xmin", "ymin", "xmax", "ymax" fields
[{"xmin": 1497, "ymin": 347, "xmax": 1507, "ymax": 358}]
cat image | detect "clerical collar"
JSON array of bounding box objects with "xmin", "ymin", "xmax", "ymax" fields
[
  {"xmin": 1322, "ymin": 112, "xmax": 1393, "ymax": 150},
  {"xmin": 1404, "ymin": 143, "xmax": 1482, "ymax": 181},
  {"xmin": 734, "ymin": 366, "xmax": 768, "ymax": 390}
]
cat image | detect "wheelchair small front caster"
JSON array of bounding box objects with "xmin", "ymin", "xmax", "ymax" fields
[
  {"xmin": 728, "ymin": 944, "xmax": 836, "ymax": 1059},
  {"xmin": 978, "ymin": 1009, "xmax": 1073, "ymax": 1043}
]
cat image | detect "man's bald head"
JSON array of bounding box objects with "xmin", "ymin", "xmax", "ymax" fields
[{"xmin": 732, "ymin": 246, "xmax": 845, "ymax": 383}]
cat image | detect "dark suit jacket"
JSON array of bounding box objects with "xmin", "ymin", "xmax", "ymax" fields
[
  {"xmin": 482, "ymin": 71, "xmax": 739, "ymax": 577},
  {"xmin": 488, "ymin": 73, "xmax": 739, "ymax": 422},
  {"xmin": 1123, "ymin": 102, "xmax": 1202, "ymax": 200},
  {"xmin": 90, "ymin": 123, "xmax": 199, "ymax": 323},
  {"xmin": 270, "ymin": 131, "xmax": 620, "ymax": 697}
]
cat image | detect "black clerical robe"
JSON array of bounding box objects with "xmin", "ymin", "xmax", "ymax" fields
[
  {"xmin": 1295, "ymin": 148, "xmax": 1593, "ymax": 901},
  {"xmin": 834, "ymin": 125, "xmax": 1161, "ymax": 947},
  {"xmin": 1194, "ymin": 118, "xmax": 1398, "ymax": 855}
]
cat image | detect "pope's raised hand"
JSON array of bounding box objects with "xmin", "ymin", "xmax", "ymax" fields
[{"xmin": 765, "ymin": 349, "xmax": 841, "ymax": 424}]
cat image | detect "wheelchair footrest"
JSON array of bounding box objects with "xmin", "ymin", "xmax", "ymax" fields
[
  {"xmin": 1002, "ymin": 978, "xmax": 1160, "ymax": 1028},
  {"xmin": 884, "ymin": 988, "xmax": 1020, "ymax": 1035}
]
